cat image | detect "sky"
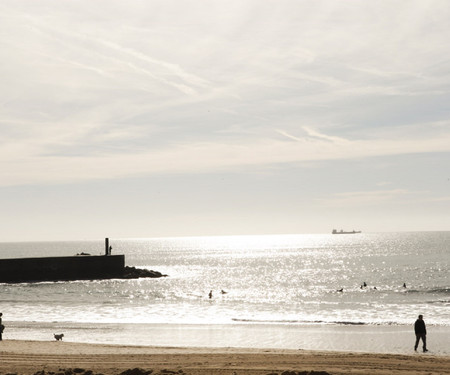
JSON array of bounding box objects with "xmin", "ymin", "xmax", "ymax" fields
[{"xmin": 1, "ymin": 0, "xmax": 450, "ymax": 241}]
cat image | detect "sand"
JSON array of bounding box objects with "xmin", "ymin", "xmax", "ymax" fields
[{"xmin": 1, "ymin": 340, "xmax": 449, "ymax": 375}]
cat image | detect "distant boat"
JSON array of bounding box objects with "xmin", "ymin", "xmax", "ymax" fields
[{"xmin": 332, "ymin": 229, "xmax": 361, "ymax": 234}]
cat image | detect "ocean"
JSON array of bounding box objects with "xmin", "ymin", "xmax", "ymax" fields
[{"xmin": 1, "ymin": 232, "xmax": 449, "ymax": 355}]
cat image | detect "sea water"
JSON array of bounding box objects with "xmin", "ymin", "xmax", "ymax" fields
[{"xmin": 0, "ymin": 232, "xmax": 449, "ymax": 354}]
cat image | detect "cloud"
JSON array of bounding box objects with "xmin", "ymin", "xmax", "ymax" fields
[
  {"xmin": 376, "ymin": 181, "xmax": 393, "ymax": 187},
  {"xmin": 1, "ymin": 0, "xmax": 450, "ymax": 187},
  {"xmin": 2, "ymin": 125, "xmax": 450, "ymax": 187},
  {"xmin": 315, "ymin": 189, "xmax": 417, "ymax": 208}
]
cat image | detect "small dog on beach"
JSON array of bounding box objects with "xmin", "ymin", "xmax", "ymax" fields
[{"xmin": 54, "ymin": 333, "xmax": 64, "ymax": 341}]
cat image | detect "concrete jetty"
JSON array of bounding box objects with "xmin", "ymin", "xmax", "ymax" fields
[{"xmin": 0, "ymin": 238, "xmax": 166, "ymax": 283}]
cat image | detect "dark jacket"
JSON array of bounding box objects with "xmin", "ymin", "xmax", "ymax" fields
[{"xmin": 414, "ymin": 319, "xmax": 426, "ymax": 335}]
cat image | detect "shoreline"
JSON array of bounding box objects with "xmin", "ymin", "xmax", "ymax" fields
[
  {"xmin": 5, "ymin": 321, "xmax": 450, "ymax": 356},
  {"xmin": 0, "ymin": 340, "xmax": 449, "ymax": 375}
]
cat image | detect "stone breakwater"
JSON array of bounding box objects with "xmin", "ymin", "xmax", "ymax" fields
[
  {"xmin": 122, "ymin": 266, "xmax": 167, "ymax": 279},
  {"xmin": 0, "ymin": 255, "xmax": 167, "ymax": 283}
]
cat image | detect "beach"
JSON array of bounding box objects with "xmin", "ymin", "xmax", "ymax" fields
[
  {"xmin": 1, "ymin": 234, "xmax": 449, "ymax": 374},
  {"xmin": 1, "ymin": 340, "xmax": 449, "ymax": 375}
]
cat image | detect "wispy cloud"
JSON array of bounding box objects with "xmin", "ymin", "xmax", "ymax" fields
[
  {"xmin": 376, "ymin": 181, "xmax": 393, "ymax": 187},
  {"xmin": 1, "ymin": 0, "xmax": 450, "ymax": 188},
  {"xmin": 2, "ymin": 126, "xmax": 450, "ymax": 187},
  {"xmin": 315, "ymin": 189, "xmax": 418, "ymax": 208}
]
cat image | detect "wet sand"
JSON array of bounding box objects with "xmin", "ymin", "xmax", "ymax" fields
[{"xmin": 1, "ymin": 340, "xmax": 449, "ymax": 375}]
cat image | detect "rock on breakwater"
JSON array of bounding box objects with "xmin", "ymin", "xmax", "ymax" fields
[{"xmin": 122, "ymin": 266, "xmax": 167, "ymax": 279}]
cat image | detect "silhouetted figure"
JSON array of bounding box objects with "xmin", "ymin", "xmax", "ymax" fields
[
  {"xmin": 221, "ymin": 290, "xmax": 227, "ymax": 294},
  {"xmin": 0, "ymin": 312, "xmax": 3, "ymax": 341},
  {"xmin": 105, "ymin": 238, "xmax": 111, "ymax": 256},
  {"xmin": 363, "ymin": 282, "xmax": 367, "ymax": 287},
  {"xmin": 403, "ymin": 283, "xmax": 407, "ymax": 288},
  {"xmin": 208, "ymin": 290, "xmax": 213, "ymax": 299},
  {"xmin": 414, "ymin": 314, "xmax": 428, "ymax": 352}
]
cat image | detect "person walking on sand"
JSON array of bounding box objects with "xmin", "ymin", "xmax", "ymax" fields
[
  {"xmin": 414, "ymin": 314, "xmax": 428, "ymax": 352},
  {"xmin": 0, "ymin": 312, "xmax": 3, "ymax": 341}
]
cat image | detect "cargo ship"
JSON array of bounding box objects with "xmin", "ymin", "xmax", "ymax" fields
[{"xmin": 332, "ymin": 229, "xmax": 361, "ymax": 234}]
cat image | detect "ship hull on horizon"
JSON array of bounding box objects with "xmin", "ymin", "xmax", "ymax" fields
[{"xmin": 332, "ymin": 229, "xmax": 362, "ymax": 234}]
